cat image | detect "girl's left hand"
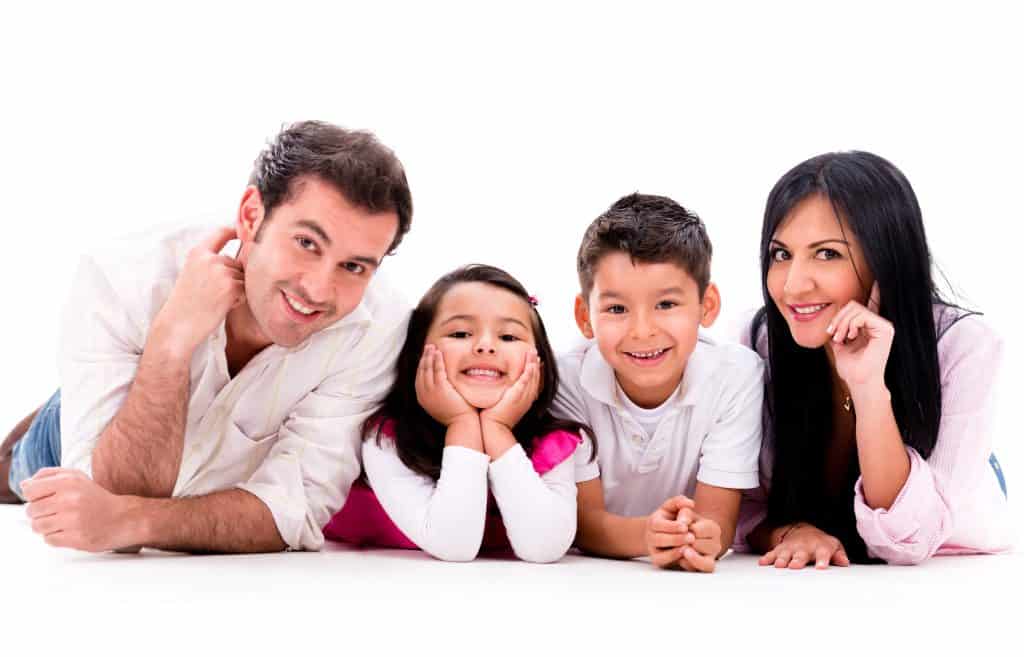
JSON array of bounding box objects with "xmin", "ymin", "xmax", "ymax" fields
[
  {"xmin": 828, "ymin": 282, "xmax": 894, "ymax": 391},
  {"xmin": 480, "ymin": 349, "xmax": 541, "ymax": 430}
]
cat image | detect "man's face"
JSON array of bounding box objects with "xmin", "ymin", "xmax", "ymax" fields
[{"xmin": 235, "ymin": 175, "xmax": 398, "ymax": 348}]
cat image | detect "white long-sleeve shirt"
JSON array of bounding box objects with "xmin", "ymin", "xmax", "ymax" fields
[
  {"xmin": 58, "ymin": 224, "xmax": 410, "ymax": 550},
  {"xmin": 359, "ymin": 435, "xmax": 579, "ymax": 563}
]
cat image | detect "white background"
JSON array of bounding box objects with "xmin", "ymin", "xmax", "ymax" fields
[{"xmin": 1, "ymin": 1, "xmax": 1020, "ymax": 653}]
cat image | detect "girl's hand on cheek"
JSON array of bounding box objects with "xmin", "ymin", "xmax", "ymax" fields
[
  {"xmin": 828, "ymin": 282, "xmax": 894, "ymax": 392},
  {"xmin": 481, "ymin": 349, "xmax": 541, "ymax": 430},
  {"xmin": 415, "ymin": 344, "xmax": 478, "ymax": 427}
]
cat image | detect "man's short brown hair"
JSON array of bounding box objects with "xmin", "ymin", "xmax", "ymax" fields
[
  {"xmin": 577, "ymin": 193, "xmax": 712, "ymax": 299},
  {"xmin": 249, "ymin": 120, "xmax": 412, "ymax": 253}
]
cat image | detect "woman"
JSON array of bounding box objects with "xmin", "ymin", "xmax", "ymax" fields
[{"xmin": 740, "ymin": 151, "xmax": 1010, "ymax": 567}]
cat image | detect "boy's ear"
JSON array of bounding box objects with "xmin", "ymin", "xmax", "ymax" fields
[
  {"xmin": 574, "ymin": 294, "xmax": 594, "ymax": 339},
  {"xmin": 700, "ymin": 282, "xmax": 721, "ymax": 328}
]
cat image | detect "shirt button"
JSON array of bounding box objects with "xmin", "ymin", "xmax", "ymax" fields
[{"xmin": 632, "ymin": 434, "xmax": 644, "ymax": 445}]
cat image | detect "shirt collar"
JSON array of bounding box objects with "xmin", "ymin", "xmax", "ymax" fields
[{"xmin": 579, "ymin": 336, "xmax": 713, "ymax": 410}]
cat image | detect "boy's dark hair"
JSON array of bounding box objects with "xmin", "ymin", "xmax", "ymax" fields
[
  {"xmin": 248, "ymin": 120, "xmax": 413, "ymax": 254},
  {"xmin": 576, "ymin": 193, "xmax": 711, "ymax": 299}
]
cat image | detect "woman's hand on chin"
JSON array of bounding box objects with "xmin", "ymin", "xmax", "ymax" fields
[{"xmin": 828, "ymin": 282, "xmax": 894, "ymax": 393}]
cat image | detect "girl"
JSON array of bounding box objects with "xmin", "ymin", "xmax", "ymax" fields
[
  {"xmin": 323, "ymin": 264, "xmax": 589, "ymax": 562},
  {"xmin": 739, "ymin": 151, "xmax": 1011, "ymax": 567}
]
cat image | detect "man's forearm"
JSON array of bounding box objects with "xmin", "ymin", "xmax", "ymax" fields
[
  {"xmin": 576, "ymin": 508, "xmax": 647, "ymax": 559},
  {"xmin": 91, "ymin": 323, "xmax": 192, "ymax": 497},
  {"xmin": 122, "ymin": 488, "xmax": 287, "ymax": 553}
]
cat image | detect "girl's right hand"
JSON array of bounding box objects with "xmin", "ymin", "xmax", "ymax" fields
[
  {"xmin": 415, "ymin": 344, "xmax": 478, "ymax": 427},
  {"xmin": 758, "ymin": 523, "xmax": 850, "ymax": 570}
]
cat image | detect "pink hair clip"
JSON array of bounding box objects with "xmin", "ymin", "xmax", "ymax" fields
[{"xmin": 528, "ymin": 295, "xmax": 539, "ymax": 307}]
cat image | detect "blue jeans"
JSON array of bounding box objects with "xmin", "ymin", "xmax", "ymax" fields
[{"xmin": 8, "ymin": 390, "xmax": 62, "ymax": 501}]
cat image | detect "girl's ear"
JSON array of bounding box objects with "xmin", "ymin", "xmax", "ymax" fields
[
  {"xmin": 574, "ymin": 294, "xmax": 594, "ymax": 339},
  {"xmin": 700, "ymin": 282, "xmax": 721, "ymax": 328}
]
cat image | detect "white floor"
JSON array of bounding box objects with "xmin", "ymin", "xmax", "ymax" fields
[{"xmin": 2, "ymin": 504, "xmax": 1019, "ymax": 656}]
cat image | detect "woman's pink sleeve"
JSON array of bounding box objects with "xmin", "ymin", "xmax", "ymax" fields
[{"xmin": 853, "ymin": 317, "xmax": 1007, "ymax": 564}]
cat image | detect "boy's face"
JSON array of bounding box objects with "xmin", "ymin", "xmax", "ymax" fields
[{"xmin": 575, "ymin": 252, "xmax": 719, "ymax": 409}]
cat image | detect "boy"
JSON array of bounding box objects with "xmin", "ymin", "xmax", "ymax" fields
[{"xmin": 553, "ymin": 193, "xmax": 763, "ymax": 572}]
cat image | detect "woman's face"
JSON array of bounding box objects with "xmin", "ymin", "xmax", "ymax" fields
[{"xmin": 766, "ymin": 194, "xmax": 875, "ymax": 349}]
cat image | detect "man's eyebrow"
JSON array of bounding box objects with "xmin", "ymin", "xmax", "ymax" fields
[
  {"xmin": 297, "ymin": 219, "xmax": 382, "ymax": 268},
  {"xmin": 351, "ymin": 255, "xmax": 381, "ymax": 270},
  {"xmin": 297, "ymin": 219, "xmax": 331, "ymax": 245}
]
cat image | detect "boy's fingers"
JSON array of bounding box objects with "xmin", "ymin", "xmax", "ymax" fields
[
  {"xmin": 649, "ymin": 516, "xmax": 687, "ymax": 534},
  {"xmin": 660, "ymin": 495, "xmax": 694, "ymax": 514},
  {"xmin": 833, "ymin": 548, "xmax": 851, "ymax": 567},
  {"xmin": 788, "ymin": 550, "xmax": 809, "ymax": 569},
  {"xmin": 692, "ymin": 537, "xmax": 720, "ymax": 555},
  {"xmin": 690, "ymin": 518, "xmax": 720, "ymax": 539},
  {"xmin": 652, "ymin": 546, "xmax": 685, "ymax": 568},
  {"xmin": 651, "ymin": 532, "xmax": 689, "ymax": 549},
  {"xmin": 681, "ymin": 547, "xmax": 715, "ymax": 573},
  {"xmin": 759, "ymin": 550, "xmax": 777, "ymax": 566}
]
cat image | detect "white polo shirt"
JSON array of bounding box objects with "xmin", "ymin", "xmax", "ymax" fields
[
  {"xmin": 58, "ymin": 224, "xmax": 409, "ymax": 551},
  {"xmin": 552, "ymin": 335, "xmax": 764, "ymax": 517}
]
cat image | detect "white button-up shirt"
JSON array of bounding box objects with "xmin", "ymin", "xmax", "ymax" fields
[
  {"xmin": 553, "ymin": 335, "xmax": 764, "ymax": 517},
  {"xmin": 58, "ymin": 225, "xmax": 409, "ymax": 550}
]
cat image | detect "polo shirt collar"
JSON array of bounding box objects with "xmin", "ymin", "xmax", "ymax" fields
[{"xmin": 579, "ymin": 337, "xmax": 713, "ymax": 410}]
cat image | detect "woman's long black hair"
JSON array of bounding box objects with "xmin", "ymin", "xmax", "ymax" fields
[
  {"xmin": 751, "ymin": 151, "xmax": 957, "ymax": 562},
  {"xmin": 364, "ymin": 264, "xmax": 591, "ymax": 481}
]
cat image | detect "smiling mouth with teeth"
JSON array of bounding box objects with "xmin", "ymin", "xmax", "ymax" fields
[
  {"xmin": 283, "ymin": 291, "xmax": 319, "ymax": 316},
  {"xmin": 792, "ymin": 303, "xmax": 830, "ymax": 314},
  {"xmin": 462, "ymin": 367, "xmax": 505, "ymax": 381},
  {"xmin": 625, "ymin": 348, "xmax": 668, "ymax": 360}
]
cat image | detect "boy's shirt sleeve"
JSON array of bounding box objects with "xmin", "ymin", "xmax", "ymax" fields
[{"xmin": 696, "ymin": 348, "xmax": 764, "ymax": 490}]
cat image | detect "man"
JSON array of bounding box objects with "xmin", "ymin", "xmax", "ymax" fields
[{"xmin": 0, "ymin": 120, "xmax": 412, "ymax": 554}]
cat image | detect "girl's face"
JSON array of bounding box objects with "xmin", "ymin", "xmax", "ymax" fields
[
  {"xmin": 424, "ymin": 282, "xmax": 537, "ymax": 409},
  {"xmin": 767, "ymin": 194, "xmax": 875, "ymax": 349}
]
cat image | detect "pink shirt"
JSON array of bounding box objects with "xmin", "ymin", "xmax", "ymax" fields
[{"xmin": 736, "ymin": 306, "xmax": 1013, "ymax": 564}]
